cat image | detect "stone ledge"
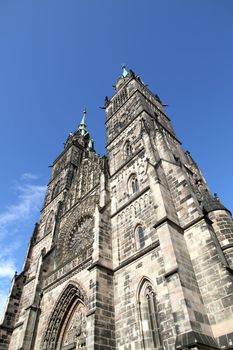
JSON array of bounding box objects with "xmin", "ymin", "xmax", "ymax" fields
[
  {"xmin": 87, "ymin": 262, "xmax": 113, "ymax": 274},
  {"xmin": 88, "ymin": 241, "xmax": 160, "ymax": 274},
  {"xmin": 111, "ymin": 185, "xmax": 150, "ymax": 218},
  {"xmin": 109, "ymin": 147, "xmax": 144, "ymax": 179},
  {"xmin": 183, "ymin": 215, "xmax": 213, "ymax": 231},
  {"xmin": 86, "ymin": 308, "xmax": 96, "ymax": 317},
  {"xmin": 218, "ymin": 331, "xmax": 233, "ymax": 349},
  {"xmin": 222, "ymin": 243, "xmax": 233, "ymax": 251},
  {"xmin": 114, "ymin": 240, "xmax": 160, "ymax": 272},
  {"xmin": 0, "ymin": 325, "xmax": 13, "ymax": 332},
  {"xmin": 153, "ymin": 216, "xmax": 183, "ymax": 232},
  {"xmin": 164, "ymin": 266, "xmax": 179, "ymax": 279},
  {"xmin": 25, "ymin": 304, "xmax": 40, "ymax": 312},
  {"xmin": 175, "ymin": 331, "xmax": 219, "ymax": 349},
  {"xmin": 12, "ymin": 322, "xmax": 23, "ymax": 330}
]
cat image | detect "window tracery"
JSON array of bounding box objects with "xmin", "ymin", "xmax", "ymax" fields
[
  {"xmin": 56, "ymin": 213, "xmax": 94, "ymax": 266},
  {"xmin": 124, "ymin": 140, "xmax": 132, "ymax": 158},
  {"xmin": 130, "ymin": 175, "xmax": 139, "ymax": 194},
  {"xmin": 138, "ymin": 279, "xmax": 161, "ymax": 349}
]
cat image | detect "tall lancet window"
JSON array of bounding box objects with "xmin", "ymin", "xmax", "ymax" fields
[
  {"xmin": 44, "ymin": 210, "xmax": 54, "ymax": 236},
  {"xmin": 136, "ymin": 226, "xmax": 145, "ymax": 249},
  {"xmin": 52, "ymin": 181, "xmax": 60, "ymax": 199},
  {"xmin": 138, "ymin": 279, "xmax": 161, "ymax": 349},
  {"xmin": 129, "ymin": 174, "xmax": 139, "ymax": 194},
  {"xmin": 124, "ymin": 140, "xmax": 132, "ymax": 158}
]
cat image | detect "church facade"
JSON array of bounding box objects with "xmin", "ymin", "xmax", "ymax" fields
[{"xmin": 1, "ymin": 68, "xmax": 233, "ymax": 350}]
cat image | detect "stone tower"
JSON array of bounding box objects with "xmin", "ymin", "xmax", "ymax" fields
[{"xmin": 1, "ymin": 68, "xmax": 233, "ymax": 350}]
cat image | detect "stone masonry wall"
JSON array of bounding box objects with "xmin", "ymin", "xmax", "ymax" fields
[
  {"xmin": 208, "ymin": 210, "xmax": 233, "ymax": 269},
  {"xmin": 185, "ymin": 218, "xmax": 233, "ymax": 343},
  {"xmin": 0, "ymin": 273, "xmax": 25, "ymax": 350},
  {"xmin": 114, "ymin": 247, "xmax": 176, "ymax": 350}
]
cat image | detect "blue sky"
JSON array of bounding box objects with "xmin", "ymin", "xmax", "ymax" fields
[{"xmin": 0, "ymin": 0, "xmax": 233, "ymax": 317}]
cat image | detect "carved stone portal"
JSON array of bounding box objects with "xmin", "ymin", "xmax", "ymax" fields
[
  {"xmin": 59, "ymin": 303, "xmax": 86, "ymax": 349},
  {"xmin": 41, "ymin": 283, "xmax": 87, "ymax": 350}
]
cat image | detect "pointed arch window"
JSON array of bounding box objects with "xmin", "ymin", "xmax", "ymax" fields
[
  {"xmin": 52, "ymin": 181, "xmax": 60, "ymax": 199},
  {"xmin": 138, "ymin": 280, "xmax": 161, "ymax": 349},
  {"xmin": 136, "ymin": 226, "xmax": 145, "ymax": 249},
  {"xmin": 124, "ymin": 140, "xmax": 132, "ymax": 158},
  {"xmin": 44, "ymin": 211, "xmax": 54, "ymax": 236},
  {"xmin": 129, "ymin": 175, "xmax": 139, "ymax": 194}
]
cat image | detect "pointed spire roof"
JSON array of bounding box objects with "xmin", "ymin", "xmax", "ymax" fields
[
  {"xmin": 78, "ymin": 108, "xmax": 88, "ymax": 137},
  {"xmin": 202, "ymin": 190, "xmax": 230, "ymax": 215},
  {"xmin": 64, "ymin": 108, "xmax": 95, "ymax": 151}
]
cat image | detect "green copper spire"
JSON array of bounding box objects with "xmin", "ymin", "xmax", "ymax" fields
[
  {"xmin": 78, "ymin": 108, "xmax": 88, "ymax": 137},
  {"xmin": 122, "ymin": 64, "xmax": 128, "ymax": 78}
]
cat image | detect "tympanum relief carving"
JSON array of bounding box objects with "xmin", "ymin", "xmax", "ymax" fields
[{"xmin": 60, "ymin": 303, "xmax": 86, "ymax": 349}]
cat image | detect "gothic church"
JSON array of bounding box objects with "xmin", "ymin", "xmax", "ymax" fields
[{"xmin": 1, "ymin": 68, "xmax": 233, "ymax": 350}]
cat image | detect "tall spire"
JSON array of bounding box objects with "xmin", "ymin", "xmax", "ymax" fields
[
  {"xmin": 78, "ymin": 108, "xmax": 88, "ymax": 136},
  {"xmin": 76, "ymin": 108, "xmax": 94, "ymax": 150}
]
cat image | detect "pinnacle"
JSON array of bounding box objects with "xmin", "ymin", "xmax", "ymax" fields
[
  {"xmin": 78, "ymin": 108, "xmax": 88, "ymax": 137},
  {"xmin": 121, "ymin": 64, "xmax": 128, "ymax": 78}
]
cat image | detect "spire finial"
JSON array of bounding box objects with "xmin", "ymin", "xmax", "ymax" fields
[
  {"xmin": 80, "ymin": 107, "xmax": 87, "ymax": 126},
  {"xmin": 121, "ymin": 64, "xmax": 128, "ymax": 78},
  {"xmin": 78, "ymin": 108, "xmax": 88, "ymax": 136}
]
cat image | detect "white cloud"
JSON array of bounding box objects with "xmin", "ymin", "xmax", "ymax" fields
[
  {"xmin": 0, "ymin": 183, "xmax": 46, "ymax": 236},
  {"xmin": 0, "ymin": 175, "xmax": 46, "ymax": 321},
  {"xmin": 0, "ymin": 260, "xmax": 16, "ymax": 321},
  {"xmin": 0, "ymin": 258, "xmax": 16, "ymax": 278},
  {"xmin": 0, "ymin": 290, "xmax": 9, "ymax": 323},
  {"xmin": 20, "ymin": 172, "xmax": 40, "ymax": 181}
]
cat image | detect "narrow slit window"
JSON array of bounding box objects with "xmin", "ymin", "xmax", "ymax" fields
[
  {"xmin": 52, "ymin": 181, "xmax": 60, "ymax": 199},
  {"xmin": 137, "ymin": 226, "xmax": 145, "ymax": 249},
  {"xmin": 132, "ymin": 176, "xmax": 139, "ymax": 193},
  {"xmin": 125, "ymin": 141, "xmax": 132, "ymax": 158}
]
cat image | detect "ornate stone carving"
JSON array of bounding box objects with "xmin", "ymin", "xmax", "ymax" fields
[
  {"xmin": 56, "ymin": 195, "xmax": 98, "ymax": 265},
  {"xmin": 41, "ymin": 283, "xmax": 87, "ymax": 350},
  {"xmin": 61, "ymin": 304, "xmax": 86, "ymax": 349}
]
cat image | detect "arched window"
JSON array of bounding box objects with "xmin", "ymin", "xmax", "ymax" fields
[
  {"xmin": 138, "ymin": 279, "xmax": 161, "ymax": 349},
  {"xmin": 132, "ymin": 176, "xmax": 139, "ymax": 193},
  {"xmin": 128, "ymin": 174, "xmax": 139, "ymax": 196},
  {"xmin": 136, "ymin": 226, "xmax": 145, "ymax": 249},
  {"xmin": 52, "ymin": 181, "xmax": 60, "ymax": 199},
  {"xmin": 124, "ymin": 140, "xmax": 132, "ymax": 158},
  {"xmin": 44, "ymin": 211, "xmax": 54, "ymax": 236}
]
